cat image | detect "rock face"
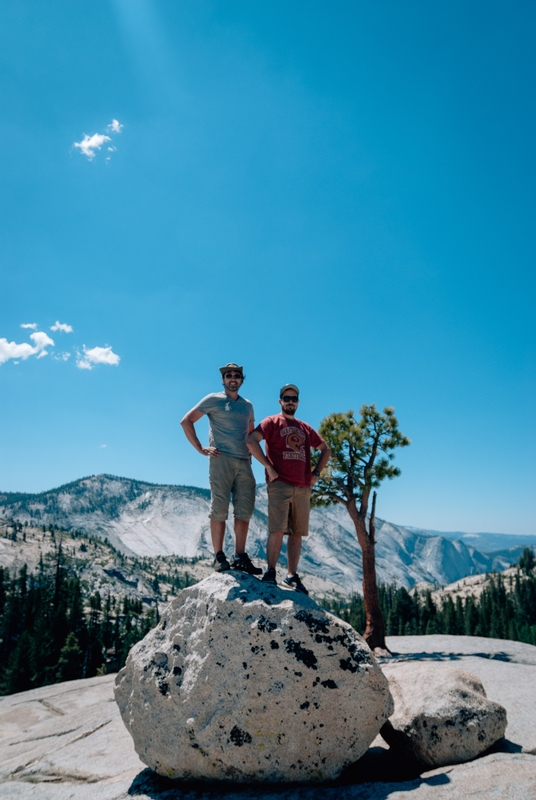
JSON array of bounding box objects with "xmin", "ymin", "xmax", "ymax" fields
[
  {"xmin": 1, "ymin": 636, "xmax": 535, "ymax": 799},
  {"xmin": 1, "ymin": 474, "xmax": 522, "ymax": 593},
  {"xmin": 114, "ymin": 572, "xmax": 393, "ymax": 783},
  {"xmin": 380, "ymin": 662, "xmax": 507, "ymax": 766}
]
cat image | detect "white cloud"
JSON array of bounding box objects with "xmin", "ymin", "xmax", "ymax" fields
[
  {"xmin": 53, "ymin": 352, "xmax": 71, "ymax": 362},
  {"xmin": 73, "ymin": 119, "xmax": 123, "ymax": 161},
  {"xmin": 31, "ymin": 331, "xmax": 54, "ymax": 352},
  {"xmin": 77, "ymin": 345, "xmax": 121, "ymax": 370},
  {"xmin": 50, "ymin": 320, "xmax": 73, "ymax": 333},
  {"xmin": 74, "ymin": 132, "xmax": 111, "ymax": 160},
  {"xmin": 107, "ymin": 119, "xmax": 123, "ymax": 134},
  {"xmin": 0, "ymin": 331, "xmax": 54, "ymax": 365},
  {"xmin": 0, "ymin": 340, "xmax": 36, "ymax": 364},
  {"xmin": 100, "ymin": 444, "xmax": 107, "ymax": 448},
  {"xmin": 21, "ymin": 322, "xmax": 38, "ymax": 330}
]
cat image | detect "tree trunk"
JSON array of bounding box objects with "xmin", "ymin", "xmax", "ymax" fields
[{"xmin": 347, "ymin": 499, "xmax": 389, "ymax": 654}]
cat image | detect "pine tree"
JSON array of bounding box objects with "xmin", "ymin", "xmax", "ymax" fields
[
  {"xmin": 56, "ymin": 632, "xmax": 83, "ymax": 682},
  {"xmin": 312, "ymin": 405, "xmax": 410, "ymax": 652}
]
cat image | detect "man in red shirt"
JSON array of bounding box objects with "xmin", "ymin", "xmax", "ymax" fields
[{"xmin": 247, "ymin": 384, "xmax": 331, "ymax": 594}]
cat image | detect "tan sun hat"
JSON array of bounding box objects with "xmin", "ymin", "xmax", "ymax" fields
[
  {"xmin": 280, "ymin": 383, "xmax": 299, "ymax": 397},
  {"xmin": 219, "ymin": 362, "xmax": 244, "ymax": 376}
]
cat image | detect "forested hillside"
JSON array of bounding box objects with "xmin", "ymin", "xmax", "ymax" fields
[
  {"xmin": 1, "ymin": 508, "xmax": 535, "ymax": 696},
  {"xmin": 0, "ymin": 522, "xmax": 201, "ymax": 695},
  {"xmin": 325, "ymin": 548, "xmax": 536, "ymax": 646}
]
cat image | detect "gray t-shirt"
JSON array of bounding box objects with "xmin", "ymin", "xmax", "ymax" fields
[{"xmin": 193, "ymin": 392, "xmax": 254, "ymax": 459}]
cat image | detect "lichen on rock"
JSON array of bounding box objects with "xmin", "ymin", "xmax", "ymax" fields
[
  {"xmin": 380, "ymin": 662, "xmax": 507, "ymax": 767},
  {"xmin": 114, "ymin": 572, "xmax": 393, "ymax": 782}
]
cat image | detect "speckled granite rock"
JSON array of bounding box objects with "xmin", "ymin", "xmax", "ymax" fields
[
  {"xmin": 380, "ymin": 663, "xmax": 507, "ymax": 766},
  {"xmin": 114, "ymin": 572, "xmax": 393, "ymax": 783},
  {"xmin": 1, "ymin": 635, "xmax": 535, "ymax": 799}
]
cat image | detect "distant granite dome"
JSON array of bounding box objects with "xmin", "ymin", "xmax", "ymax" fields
[{"xmin": 0, "ymin": 474, "xmax": 525, "ymax": 595}]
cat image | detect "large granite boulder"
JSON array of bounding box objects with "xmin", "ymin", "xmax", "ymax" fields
[
  {"xmin": 380, "ymin": 662, "xmax": 507, "ymax": 766},
  {"xmin": 114, "ymin": 572, "xmax": 393, "ymax": 783}
]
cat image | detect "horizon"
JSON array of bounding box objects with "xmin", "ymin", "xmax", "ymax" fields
[{"xmin": 1, "ymin": 1, "xmax": 534, "ymax": 535}]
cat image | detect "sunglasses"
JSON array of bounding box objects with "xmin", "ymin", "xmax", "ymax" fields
[
  {"xmin": 281, "ymin": 395, "xmax": 299, "ymax": 402},
  {"xmin": 224, "ymin": 372, "xmax": 242, "ymax": 379}
]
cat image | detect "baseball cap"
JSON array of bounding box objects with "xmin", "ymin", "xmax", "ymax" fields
[
  {"xmin": 280, "ymin": 383, "xmax": 299, "ymax": 397},
  {"xmin": 219, "ymin": 362, "xmax": 244, "ymax": 376}
]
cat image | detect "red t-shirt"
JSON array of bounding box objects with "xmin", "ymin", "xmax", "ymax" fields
[{"xmin": 255, "ymin": 414, "xmax": 325, "ymax": 487}]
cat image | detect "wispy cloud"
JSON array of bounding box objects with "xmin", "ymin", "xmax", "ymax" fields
[
  {"xmin": 53, "ymin": 352, "xmax": 71, "ymax": 362},
  {"xmin": 0, "ymin": 331, "xmax": 55, "ymax": 365},
  {"xmin": 21, "ymin": 322, "xmax": 38, "ymax": 330},
  {"xmin": 73, "ymin": 119, "xmax": 123, "ymax": 161},
  {"xmin": 77, "ymin": 345, "xmax": 121, "ymax": 370},
  {"xmin": 50, "ymin": 320, "xmax": 73, "ymax": 333}
]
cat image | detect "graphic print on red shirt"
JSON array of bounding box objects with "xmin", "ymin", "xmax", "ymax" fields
[{"xmin": 255, "ymin": 414, "xmax": 324, "ymax": 487}]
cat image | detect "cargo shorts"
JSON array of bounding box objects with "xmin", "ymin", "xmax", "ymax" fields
[
  {"xmin": 209, "ymin": 453, "xmax": 256, "ymax": 522},
  {"xmin": 267, "ymin": 480, "xmax": 311, "ymax": 536}
]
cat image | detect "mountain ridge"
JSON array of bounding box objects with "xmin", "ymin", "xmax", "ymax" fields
[{"xmin": 1, "ymin": 474, "xmax": 532, "ymax": 595}]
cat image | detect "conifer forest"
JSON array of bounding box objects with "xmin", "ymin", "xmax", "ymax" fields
[{"xmin": 0, "ymin": 520, "xmax": 534, "ymax": 696}]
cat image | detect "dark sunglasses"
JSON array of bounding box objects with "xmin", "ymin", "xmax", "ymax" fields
[
  {"xmin": 281, "ymin": 395, "xmax": 299, "ymax": 402},
  {"xmin": 224, "ymin": 372, "xmax": 242, "ymax": 379}
]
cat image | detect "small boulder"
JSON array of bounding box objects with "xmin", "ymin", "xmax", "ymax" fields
[
  {"xmin": 380, "ymin": 662, "xmax": 507, "ymax": 767},
  {"xmin": 114, "ymin": 572, "xmax": 393, "ymax": 782}
]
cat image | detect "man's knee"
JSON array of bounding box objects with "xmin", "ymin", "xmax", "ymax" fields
[
  {"xmin": 268, "ymin": 530, "xmax": 285, "ymax": 540},
  {"xmin": 209, "ymin": 510, "xmax": 229, "ymax": 521}
]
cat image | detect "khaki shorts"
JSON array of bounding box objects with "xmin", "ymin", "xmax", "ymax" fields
[
  {"xmin": 267, "ymin": 480, "xmax": 311, "ymax": 536},
  {"xmin": 209, "ymin": 453, "xmax": 256, "ymax": 522}
]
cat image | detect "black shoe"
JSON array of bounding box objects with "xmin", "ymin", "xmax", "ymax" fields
[
  {"xmin": 283, "ymin": 573, "xmax": 309, "ymax": 595},
  {"xmin": 261, "ymin": 568, "xmax": 277, "ymax": 585},
  {"xmin": 213, "ymin": 551, "xmax": 230, "ymax": 572},
  {"xmin": 230, "ymin": 553, "xmax": 263, "ymax": 575}
]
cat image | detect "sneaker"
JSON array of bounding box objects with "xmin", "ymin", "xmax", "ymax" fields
[
  {"xmin": 261, "ymin": 568, "xmax": 277, "ymax": 585},
  {"xmin": 283, "ymin": 573, "xmax": 309, "ymax": 595},
  {"xmin": 213, "ymin": 551, "xmax": 230, "ymax": 572},
  {"xmin": 230, "ymin": 553, "xmax": 263, "ymax": 575}
]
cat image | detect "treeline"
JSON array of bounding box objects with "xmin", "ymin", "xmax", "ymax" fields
[
  {"xmin": 2, "ymin": 538, "xmax": 534, "ymax": 697},
  {"xmin": 0, "ymin": 542, "xmax": 162, "ymax": 696},
  {"xmin": 325, "ymin": 548, "xmax": 536, "ymax": 646}
]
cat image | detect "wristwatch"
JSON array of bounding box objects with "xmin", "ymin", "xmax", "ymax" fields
[{"xmin": 312, "ymin": 469, "xmax": 320, "ymax": 477}]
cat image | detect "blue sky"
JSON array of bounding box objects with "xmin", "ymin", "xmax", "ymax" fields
[{"xmin": 1, "ymin": 1, "xmax": 534, "ymax": 535}]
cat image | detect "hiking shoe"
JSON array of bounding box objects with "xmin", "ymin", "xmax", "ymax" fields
[
  {"xmin": 261, "ymin": 568, "xmax": 277, "ymax": 585},
  {"xmin": 230, "ymin": 553, "xmax": 263, "ymax": 575},
  {"xmin": 213, "ymin": 551, "xmax": 230, "ymax": 572},
  {"xmin": 283, "ymin": 573, "xmax": 309, "ymax": 595}
]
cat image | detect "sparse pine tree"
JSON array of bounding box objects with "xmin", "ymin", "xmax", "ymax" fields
[
  {"xmin": 312, "ymin": 405, "xmax": 410, "ymax": 652},
  {"xmin": 56, "ymin": 632, "xmax": 83, "ymax": 682}
]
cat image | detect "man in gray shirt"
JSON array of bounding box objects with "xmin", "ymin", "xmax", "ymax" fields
[{"xmin": 180, "ymin": 363, "xmax": 261, "ymax": 575}]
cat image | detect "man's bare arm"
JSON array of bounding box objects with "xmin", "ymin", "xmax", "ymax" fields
[
  {"xmin": 246, "ymin": 430, "xmax": 279, "ymax": 482},
  {"xmin": 311, "ymin": 441, "xmax": 331, "ymax": 485},
  {"xmin": 180, "ymin": 408, "xmax": 220, "ymax": 457}
]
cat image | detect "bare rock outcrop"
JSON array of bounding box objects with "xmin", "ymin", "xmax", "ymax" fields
[
  {"xmin": 380, "ymin": 662, "xmax": 507, "ymax": 766},
  {"xmin": 114, "ymin": 572, "xmax": 393, "ymax": 782}
]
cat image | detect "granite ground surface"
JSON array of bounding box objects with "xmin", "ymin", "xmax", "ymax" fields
[{"xmin": 0, "ymin": 635, "xmax": 534, "ymax": 800}]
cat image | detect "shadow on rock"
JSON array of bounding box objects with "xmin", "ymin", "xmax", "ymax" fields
[
  {"xmin": 128, "ymin": 763, "xmax": 451, "ymax": 799},
  {"xmin": 380, "ymin": 650, "xmax": 512, "ymax": 664},
  {"xmin": 128, "ymin": 768, "xmax": 333, "ymax": 798},
  {"xmin": 484, "ymin": 737, "xmax": 523, "ymax": 755},
  {"xmin": 336, "ymin": 746, "xmax": 425, "ymax": 784}
]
